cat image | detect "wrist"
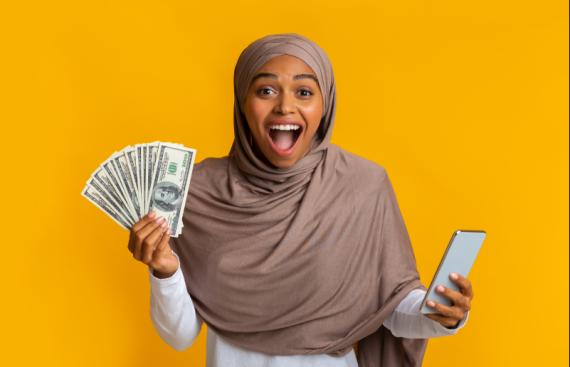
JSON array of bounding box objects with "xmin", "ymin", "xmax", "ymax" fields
[
  {"xmin": 445, "ymin": 312, "xmax": 468, "ymax": 329},
  {"xmin": 152, "ymin": 268, "xmax": 177, "ymax": 279},
  {"xmin": 151, "ymin": 256, "xmax": 179, "ymax": 279},
  {"xmin": 445, "ymin": 319, "xmax": 461, "ymax": 329}
]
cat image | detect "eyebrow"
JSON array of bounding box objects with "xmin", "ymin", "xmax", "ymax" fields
[{"xmin": 251, "ymin": 73, "xmax": 319, "ymax": 86}]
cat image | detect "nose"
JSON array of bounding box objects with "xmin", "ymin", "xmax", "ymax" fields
[{"xmin": 273, "ymin": 92, "xmax": 295, "ymax": 115}]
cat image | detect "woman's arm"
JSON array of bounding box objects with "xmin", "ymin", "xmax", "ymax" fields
[
  {"xmin": 149, "ymin": 251, "xmax": 204, "ymax": 351},
  {"xmin": 126, "ymin": 212, "xmax": 202, "ymax": 350},
  {"xmin": 382, "ymin": 289, "xmax": 468, "ymax": 339}
]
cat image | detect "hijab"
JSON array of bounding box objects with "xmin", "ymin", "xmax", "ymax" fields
[{"xmin": 170, "ymin": 33, "xmax": 429, "ymax": 366}]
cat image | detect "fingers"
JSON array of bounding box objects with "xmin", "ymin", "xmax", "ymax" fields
[
  {"xmin": 424, "ymin": 273, "xmax": 474, "ymax": 328},
  {"xmin": 141, "ymin": 220, "xmax": 169, "ymax": 264},
  {"xmin": 149, "ymin": 228, "xmax": 172, "ymax": 268},
  {"xmin": 130, "ymin": 211, "xmax": 157, "ymax": 234},
  {"xmin": 131, "ymin": 216, "xmax": 166, "ymax": 260},
  {"xmin": 156, "ymin": 227, "xmax": 171, "ymax": 253},
  {"xmin": 426, "ymin": 298, "xmax": 465, "ymax": 320},
  {"xmin": 450, "ymin": 272, "xmax": 474, "ymax": 300},
  {"xmin": 434, "ymin": 284, "xmax": 471, "ymax": 312},
  {"xmin": 128, "ymin": 212, "xmax": 157, "ymax": 253}
]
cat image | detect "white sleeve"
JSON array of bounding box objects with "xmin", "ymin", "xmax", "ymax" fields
[
  {"xmin": 382, "ymin": 289, "xmax": 469, "ymax": 339},
  {"xmin": 149, "ymin": 251, "xmax": 204, "ymax": 351}
]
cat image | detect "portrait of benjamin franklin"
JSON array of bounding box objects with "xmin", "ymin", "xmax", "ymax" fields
[{"xmin": 151, "ymin": 182, "xmax": 183, "ymax": 212}]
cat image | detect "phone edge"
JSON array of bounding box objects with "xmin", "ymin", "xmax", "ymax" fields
[{"xmin": 419, "ymin": 230, "xmax": 460, "ymax": 313}]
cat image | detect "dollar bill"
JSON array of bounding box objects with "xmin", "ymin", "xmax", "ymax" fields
[
  {"xmin": 135, "ymin": 144, "xmax": 143, "ymax": 212},
  {"xmin": 101, "ymin": 154, "xmax": 137, "ymax": 219},
  {"xmin": 148, "ymin": 142, "xmax": 186, "ymax": 230},
  {"xmin": 83, "ymin": 141, "xmax": 194, "ymax": 235},
  {"xmin": 173, "ymin": 144, "xmax": 186, "ymax": 231},
  {"xmin": 146, "ymin": 141, "xmax": 160, "ymax": 213},
  {"xmin": 86, "ymin": 178, "xmax": 134, "ymax": 226},
  {"xmin": 142, "ymin": 144, "xmax": 148, "ymax": 215},
  {"xmin": 92, "ymin": 166, "xmax": 137, "ymax": 224},
  {"xmin": 112, "ymin": 147, "xmax": 142, "ymax": 220},
  {"xmin": 81, "ymin": 185, "xmax": 131, "ymax": 231},
  {"xmin": 148, "ymin": 143, "xmax": 196, "ymax": 237},
  {"xmin": 124, "ymin": 146, "xmax": 141, "ymax": 207}
]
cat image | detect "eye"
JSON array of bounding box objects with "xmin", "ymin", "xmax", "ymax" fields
[
  {"xmin": 298, "ymin": 90, "xmax": 313, "ymax": 97},
  {"xmin": 258, "ymin": 88, "xmax": 275, "ymax": 95}
]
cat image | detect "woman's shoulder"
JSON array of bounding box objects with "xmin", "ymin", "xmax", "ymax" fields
[
  {"xmin": 189, "ymin": 156, "xmax": 231, "ymax": 187},
  {"xmin": 327, "ymin": 144, "xmax": 389, "ymax": 182},
  {"xmin": 194, "ymin": 156, "xmax": 230, "ymax": 172}
]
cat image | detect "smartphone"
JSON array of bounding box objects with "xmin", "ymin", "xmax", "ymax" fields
[{"xmin": 420, "ymin": 230, "xmax": 487, "ymax": 314}]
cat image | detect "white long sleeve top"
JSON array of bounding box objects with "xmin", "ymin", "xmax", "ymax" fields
[{"xmin": 149, "ymin": 253, "xmax": 468, "ymax": 367}]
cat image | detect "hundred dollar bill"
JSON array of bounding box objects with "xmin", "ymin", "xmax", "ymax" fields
[
  {"xmin": 144, "ymin": 142, "xmax": 170, "ymax": 215},
  {"xmin": 81, "ymin": 185, "xmax": 131, "ymax": 231},
  {"xmin": 174, "ymin": 145, "xmax": 186, "ymax": 229},
  {"xmin": 123, "ymin": 146, "xmax": 141, "ymax": 207},
  {"xmin": 148, "ymin": 143, "xmax": 196, "ymax": 237},
  {"xmin": 109, "ymin": 152, "xmax": 132, "ymax": 208},
  {"xmin": 142, "ymin": 144, "xmax": 148, "ymax": 215},
  {"xmin": 91, "ymin": 166, "xmax": 136, "ymax": 224},
  {"xmin": 146, "ymin": 141, "xmax": 160, "ymax": 214},
  {"xmin": 112, "ymin": 147, "xmax": 142, "ymax": 220},
  {"xmin": 135, "ymin": 144, "xmax": 143, "ymax": 213},
  {"xmin": 148, "ymin": 142, "xmax": 186, "ymax": 229},
  {"xmin": 86, "ymin": 178, "xmax": 134, "ymax": 226},
  {"xmin": 150, "ymin": 142, "xmax": 184, "ymax": 231},
  {"xmin": 101, "ymin": 154, "xmax": 137, "ymax": 220}
]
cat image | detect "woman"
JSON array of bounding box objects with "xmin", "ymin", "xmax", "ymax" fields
[{"xmin": 127, "ymin": 34, "xmax": 473, "ymax": 366}]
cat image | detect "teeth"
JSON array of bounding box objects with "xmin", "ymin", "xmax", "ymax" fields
[{"xmin": 269, "ymin": 125, "xmax": 300, "ymax": 130}]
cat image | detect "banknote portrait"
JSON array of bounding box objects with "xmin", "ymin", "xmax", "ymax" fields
[{"xmin": 151, "ymin": 181, "xmax": 183, "ymax": 212}]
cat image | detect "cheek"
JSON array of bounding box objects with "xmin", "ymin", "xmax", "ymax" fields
[
  {"xmin": 300, "ymin": 103, "xmax": 323, "ymax": 136},
  {"xmin": 245, "ymin": 98, "xmax": 271, "ymax": 131}
]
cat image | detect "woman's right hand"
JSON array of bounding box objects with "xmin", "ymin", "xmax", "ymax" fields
[{"xmin": 128, "ymin": 211, "xmax": 179, "ymax": 279}]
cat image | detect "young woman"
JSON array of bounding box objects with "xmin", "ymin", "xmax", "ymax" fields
[{"xmin": 127, "ymin": 34, "xmax": 473, "ymax": 367}]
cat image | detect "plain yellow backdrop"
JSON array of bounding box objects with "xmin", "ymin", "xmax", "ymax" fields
[{"xmin": 1, "ymin": 0, "xmax": 568, "ymax": 366}]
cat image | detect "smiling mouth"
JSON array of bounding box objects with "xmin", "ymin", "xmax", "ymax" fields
[{"xmin": 266, "ymin": 124, "xmax": 303, "ymax": 157}]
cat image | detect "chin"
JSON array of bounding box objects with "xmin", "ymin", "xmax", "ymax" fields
[{"xmin": 269, "ymin": 157, "xmax": 297, "ymax": 169}]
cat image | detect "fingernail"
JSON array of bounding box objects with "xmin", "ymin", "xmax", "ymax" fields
[
  {"xmin": 437, "ymin": 286, "xmax": 445, "ymax": 293},
  {"xmin": 155, "ymin": 216, "xmax": 164, "ymax": 223},
  {"xmin": 451, "ymin": 273, "xmax": 459, "ymax": 280},
  {"xmin": 148, "ymin": 211, "xmax": 156, "ymax": 219},
  {"xmin": 428, "ymin": 301, "xmax": 435, "ymax": 307},
  {"xmin": 161, "ymin": 221, "xmax": 167, "ymax": 228},
  {"xmin": 166, "ymin": 228, "xmax": 171, "ymax": 235}
]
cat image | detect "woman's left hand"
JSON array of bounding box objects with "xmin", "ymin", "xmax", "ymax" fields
[{"xmin": 423, "ymin": 273, "xmax": 473, "ymax": 328}]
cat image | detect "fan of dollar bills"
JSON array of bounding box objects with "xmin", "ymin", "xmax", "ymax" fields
[{"xmin": 81, "ymin": 141, "xmax": 196, "ymax": 237}]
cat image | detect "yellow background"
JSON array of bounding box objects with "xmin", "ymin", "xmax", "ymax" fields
[{"xmin": 1, "ymin": 0, "xmax": 568, "ymax": 366}]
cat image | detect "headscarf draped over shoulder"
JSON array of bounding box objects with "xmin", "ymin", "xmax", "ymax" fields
[{"xmin": 170, "ymin": 33, "xmax": 428, "ymax": 366}]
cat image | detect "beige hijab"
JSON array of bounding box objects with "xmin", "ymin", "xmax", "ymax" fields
[{"xmin": 171, "ymin": 33, "xmax": 429, "ymax": 366}]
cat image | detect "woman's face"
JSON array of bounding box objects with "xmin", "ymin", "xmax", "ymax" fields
[{"xmin": 244, "ymin": 55, "xmax": 323, "ymax": 168}]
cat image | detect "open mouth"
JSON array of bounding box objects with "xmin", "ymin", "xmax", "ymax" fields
[{"xmin": 266, "ymin": 123, "xmax": 303, "ymax": 157}]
